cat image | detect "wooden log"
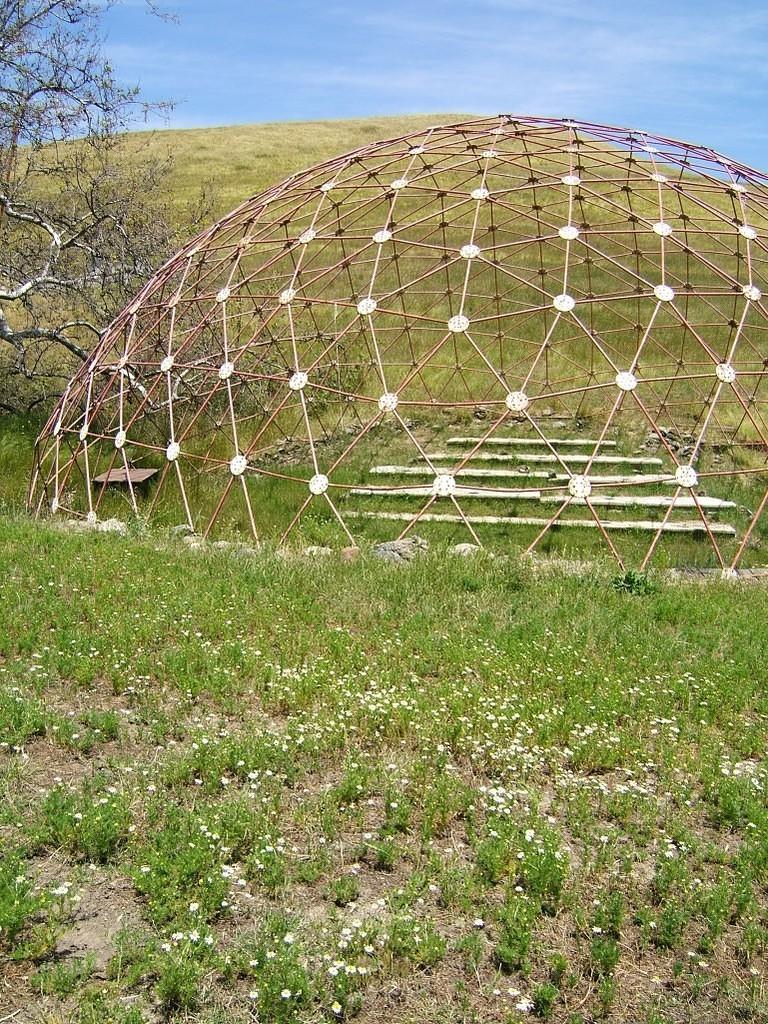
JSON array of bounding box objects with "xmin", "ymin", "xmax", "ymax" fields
[
  {"xmin": 447, "ymin": 436, "xmax": 617, "ymax": 448},
  {"xmin": 369, "ymin": 465, "xmax": 673, "ymax": 484},
  {"xmin": 539, "ymin": 494, "xmax": 736, "ymax": 510},
  {"xmin": 346, "ymin": 510, "xmax": 736, "ymax": 535},
  {"xmin": 351, "ymin": 487, "xmax": 735, "ymax": 510},
  {"xmin": 370, "ymin": 464, "xmax": 555, "ymax": 480},
  {"xmin": 428, "ymin": 451, "xmax": 664, "ymax": 466},
  {"xmin": 350, "ymin": 486, "xmax": 540, "ymax": 499}
]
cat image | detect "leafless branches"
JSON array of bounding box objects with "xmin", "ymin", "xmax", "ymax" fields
[{"xmin": 0, "ymin": 0, "xmax": 186, "ymax": 410}]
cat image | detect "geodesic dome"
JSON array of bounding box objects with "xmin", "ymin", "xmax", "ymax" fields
[{"xmin": 30, "ymin": 115, "xmax": 768, "ymax": 570}]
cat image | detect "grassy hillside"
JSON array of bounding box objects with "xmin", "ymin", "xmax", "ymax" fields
[{"xmin": 135, "ymin": 114, "xmax": 472, "ymax": 219}]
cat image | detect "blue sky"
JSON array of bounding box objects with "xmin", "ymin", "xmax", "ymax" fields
[{"xmin": 104, "ymin": 0, "xmax": 768, "ymax": 168}]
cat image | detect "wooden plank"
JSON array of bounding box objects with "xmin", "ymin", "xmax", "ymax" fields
[
  {"xmin": 371, "ymin": 465, "xmax": 555, "ymax": 480},
  {"xmin": 92, "ymin": 467, "xmax": 158, "ymax": 486},
  {"xmin": 447, "ymin": 436, "xmax": 617, "ymax": 448},
  {"xmin": 428, "ymin": 451, "xmax": 664, "ymax": 466},
  {"xmin": 346, "ymin": 510, "xmax": 736, "ymax": 535},
  {"xmin": 351, "ymin": 487, "xmax": 735, "ymax": 510},
  {"xmin": 350, "ymin": 486, "xmax": 540, "ymax": 499},
  {"xmin": 370, "ymin": 465, "xmax": 672, "ymax": 484},
  {"xmin": 539, "ymin": 494, "xmax": 736, "ymax": 510}
]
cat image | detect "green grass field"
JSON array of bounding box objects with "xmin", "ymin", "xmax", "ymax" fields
[
  {"xmin": 1, "ymin": 117, "xmax": 767, "ymax": 1024},
  {"xmin": 1, "ymin": 517, "xmax": 767, "ymax": 1023}
]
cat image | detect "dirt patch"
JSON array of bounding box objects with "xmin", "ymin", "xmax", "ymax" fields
[
  {"xmin": 10, "ymin": 739, "xmax": 98, "ymax": 794},
  {"xmin": 52, "ymin": 871, "xmax": 142, "ymax": 977},
  {"xmin": 0, "ymin": 961, "xmax": 39, "ymax": 1023}
]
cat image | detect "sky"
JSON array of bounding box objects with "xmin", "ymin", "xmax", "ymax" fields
[{"xmin": 103, "ymin": 0, "xmax": 768, "ymax": 169}]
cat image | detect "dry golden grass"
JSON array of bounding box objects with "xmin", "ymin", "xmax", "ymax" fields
[{"xmin": 129, "ymin": 114, "xmax": 474, "ymax": 218}]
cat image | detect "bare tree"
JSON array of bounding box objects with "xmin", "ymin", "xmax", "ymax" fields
[{"xmin": 1, "ymin": 0, "xmax": 192, "ymax": 411}]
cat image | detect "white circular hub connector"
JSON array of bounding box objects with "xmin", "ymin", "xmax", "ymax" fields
[
  {"xmin": 561, "ymin": 174, "xmax": 581, "ymax": 187},
  {"xmin": 460, "ymin": 243, "xmax": 481, "ymax": 259},
  {"xmin": 309, "ymin": 473, "xmax": 329, "ymax": 495},
  {"xmin": 743, "ymin": 284, "xmax": 762, "ymax": 301},
  {"xmin": 117, "ymin": 355, "xmax": 128, "ymax": 369},
  {"xmin": 448, "ymin": 314, "xmax": 470, "ymax": 333},
  {"xmin": 650, "ymin": 173, "xmax": 668, "ymax": 184},
  {"xmin": 373, "ymin": 229, "xmax": 392, "ymax": 244},
  {"xmin": 558, "ymin": 225, "xmax": 579, "ymax": 240},
  {"xmin": 615, "ymin": 370, "xmax": 638, "ymax": 392},
  {"xmin": 391, "ymin": 178, "xmax": 409, "ymax": 190},
  {"xmin": 481, "ymin": 149, "xmax": 498, "ymax": 159},
  {"xmin": 653, "ymin": 222, "xmax": 673, "ymax": 237},
  {"xmin": 716, "ymin": 362, "xmax": 737, "ymax": 384},
  {"xmin": 218, "ymin": 361, "xmax": 234, "ymax": 380},
  {"xmin": 298, "ymin": 228, "xmax": 316, "ymax": 244},
  {"xmin": 730, "ymin": 183, "xmax": 747, "ymax": 194},
  {"xmin": 216, "ymin": 287, "xmax": 230, "ymax": 303},
  {"xmin": 114, "ymin": 430, "xmax": 126, "ymax": 449},
  {"xmin": 289, "ymin": 371, "xmax": 308, "ymax": 391},
  {"xmin": 51, "ymin": 497, "xmax": 59, "ymax": 513},
  {"xmin": 505, "ymin": 391, "xmax": 530, "ymax": 412},
  {"xmin": 675, "ymin": 465, "xmax": 698, "ymax": 488},
  {"xmin": 166, "ymin": 441, "xmax": 180, "ymax": 462},
  {"xmin": 357, "ymin": 298, "xmax": 377, "ymax": 316},
  {"xmin": 432, "ymin": 473, "xmax": 456, "ymax": 497},
  {"xmin": 739, "ymin": 225, "xmax": 757, "ymax": 240},
  {"xmin": 79, "ymin": 425, "xmax": 88, "ymax": 442},
  {"xmin": 553, "ymin": 294, "xmax": 576, "ymax": 313},
  {"xmin": 654, "ymin": 284, "xmax": 675, "ymax": 302},
  {"xmin": 409, "ymin": 145, "xmax": 426, "ymax": 155},
  {"xmin": 279, "ymin": 288, "xmax": 296, "ymax": 305},
  {"xmin": 319, "ymin": 181, "xmax": 336, "ymax": 193},
  {"xmin": 230, "ymin": 454, "xmax": 247, "ymax": 476},
  {"xmin": 160, "ymin": 355, "xmax": 175, "ymax": 373},
  {"xmin": 378, "ymin": 392, "xmax": 399, "ymax": 413},
  {"xmin": 471, "ymin": 187, "xmax": 490, "ymax": 200},
  {"xmin": 86, "ymin": 511, "xmax": 97, "ymax": 526},
  {"xmin": 568, "ymin": 475, "xmax": 592, "ymax": 499}
]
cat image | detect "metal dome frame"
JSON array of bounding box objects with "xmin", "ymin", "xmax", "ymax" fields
[{"xmin": 29, "ymin": 115, "xmax": 768, "ymax": 570}]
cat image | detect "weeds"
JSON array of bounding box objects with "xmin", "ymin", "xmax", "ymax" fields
[{"xmin": 0, "ymin": 513, "xmax": 766, "ymax": 1022}]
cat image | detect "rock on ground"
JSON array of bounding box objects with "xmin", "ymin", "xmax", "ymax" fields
[
  {"xmin": 95, "ymin": 518, "xmax": 128, "ymax": 535},
  {"xmin": 372, "ymin": 536, "xmax": 428, "ymax": 563},
  {"xmin": 451, "ymin": 542, "xmax": 481, "ymax": 556},
  {"xmin": 170, "ymin": 523, "xmax": 195, "ymax": 537}
]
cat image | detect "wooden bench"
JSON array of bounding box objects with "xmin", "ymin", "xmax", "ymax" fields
[{"xmin": 92, "ymin": 467, "xmax": 158, "ymax": 487}]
